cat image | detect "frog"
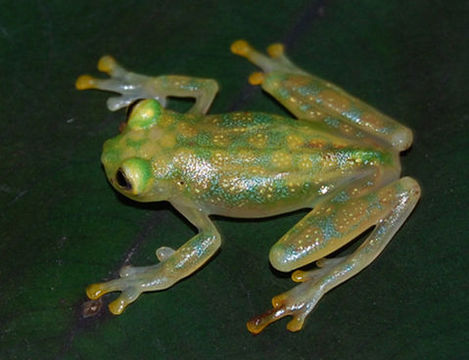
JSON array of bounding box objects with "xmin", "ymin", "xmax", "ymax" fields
[{"xmin": 75, "ymin": 40, "xmax": 420, "ymax": 334}]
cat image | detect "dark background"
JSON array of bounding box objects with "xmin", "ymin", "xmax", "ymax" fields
[{"xmin": 1, "ymin": 1, "xmax": 467, "ymax": 359}]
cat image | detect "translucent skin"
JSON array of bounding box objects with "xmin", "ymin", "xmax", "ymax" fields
[{"xmin": 76, "ymin": 40, "xmax": 420, "ymax": 333}]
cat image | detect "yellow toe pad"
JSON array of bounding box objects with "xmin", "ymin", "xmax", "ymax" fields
[
  {"xmin": 108, "ymin": 299, "xmax": 125, "ymax": 315},
  {"xmin": 86, "ymin": 283, "xmax": 106, "ymax": 299},
  {"xmin": 230, "ymin": 40, "xmax": 252, "ymax": 56},
  {"xmin": 291, "ymin": 270, "xmax": 306, "ymax": 283},
  {"xmin": 75, "ymin": 75, "xmax": 96, "ymax": 90},
  {"xmin": 267, "ymin": 43, "xmax": 284, "ymax": 58},
  {"xmin": 248, "ymin": 72, "xmax": 264, "ymax": 85},
  {"xmin": 97, "ymin": 55, "xmax": 117, "ymax": 73}
]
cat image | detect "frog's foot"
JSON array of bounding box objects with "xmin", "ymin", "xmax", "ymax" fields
[
  {"xmin": 87, "ymin": 277, "xmax": 142, "ymax": 315},
  {"xmin": 247, "ymin": 257, "xmax": 345, "ymax": 334},
  {"xmin": 247, "ymin": 279, "xmax": 323, "ymax": 334},
  {"xmin": 86, "ymin": 246, "xmax": 177, "ymax": 314},
  {"xmin": 231, "ymin": 40, "xmax": 307, "ymax": 83},
  {"xmin": 86, "ymin": 259, "xmax": 174, "ymax": 315},
  {"xmin": 76, "ymin": 55, "xmax": 167, "ymax": 111}
]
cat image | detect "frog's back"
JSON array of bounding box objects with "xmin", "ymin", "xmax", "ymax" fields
[
  {"xmin": 168, "ymin": 112, "xmax": 396, "ymax": 217},
  {"xmin": 187, "ymin": 111, "xmax": 371, "ymax": 154}
]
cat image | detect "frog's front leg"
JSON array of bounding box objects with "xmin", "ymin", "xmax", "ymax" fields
[
  {"xmin": 76, "ymin": 56, "xmax": 219, "ymax": 114},
  {"xmin": 87, "ymin": 204, "xmax": 221, "ymax": 315},
  {"xmin": 247, "ymin": 177, "xmax": 420, "ymax": 334}
]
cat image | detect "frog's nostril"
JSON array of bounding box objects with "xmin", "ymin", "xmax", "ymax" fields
[{"xmin": 116, "ymin": 168, "xmax": 132, "ymax": 191}]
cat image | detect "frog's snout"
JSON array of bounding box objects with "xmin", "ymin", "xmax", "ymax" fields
[{"xmin": 100, "ymin": 141, "xmax": 113, "ymax": 169}]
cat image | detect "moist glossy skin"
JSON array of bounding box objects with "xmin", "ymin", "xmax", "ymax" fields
[
  {"xmin": 76, "ymin": 40, "xmax": 420, "ymax": 333},
  {"xmin": 103, "ymin": 103, "xmax": 396, "ymax": 218}
]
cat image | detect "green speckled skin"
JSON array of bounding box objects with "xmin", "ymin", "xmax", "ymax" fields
[
  {"xmin": 76, "ymin": 41, "xmax": 421, "ymax": 333},
  {"xmin": 103, "ymin": 107, "xmax": 396, "ymax": 216}
]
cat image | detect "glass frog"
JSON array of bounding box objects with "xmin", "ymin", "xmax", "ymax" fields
[{"xmin": 75, "ymin": 40, "xmax": 420, "ymax": 333}]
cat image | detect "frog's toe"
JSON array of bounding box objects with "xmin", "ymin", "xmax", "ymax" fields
[
  {"xmin": 86, "ymin": 279, "xmax": 121, "ymax": 300},
  {"xmin": 106, "ymin": 95, "xmax": 139, "ymax": 111},
  {"xmin": 286, "ymin": 313, "xmax": 308, "ymax": 332},
  {"xmin": 247, "ymin": 281, "xmax": 319, "ymax": 333},
  {"xmin": 248, "ymin": 72, "xmax": 265, "ymax": 86},
  {"xmin": 75, "ymin": 74, "xmax": 98, "ymax": 90},
  {"xmin": 96, "ymin": 55, "xmax": 131, "ymax": 79},
  {"xmin": 231, "ymin": 39, "xmax": 275, "ymax": 73},
  {"xmin": 76, "ymin": 73, "xmax": 129, "ymax": 98},
  {"xmin": 108, "ymin": 287, "xmax": 141, "ymax": 315},
  {"xmin": 155, "ymin": 246, "xmax": 176, "ymax": 262},
  {"xmin": 246, "ymin": 294, "xmax": 308, "ymax": 334},
  {"xmin": 230, "ymin": 39, "xmax": 254, "ymax": 57},
  {"xmin": 266, "ymin": 43, "xmax": 285, "ymax": 58},
  {"xmin": 247, "ymin": 304, "xmax": 289, "ymax": 334},
  {"xmin": 97, "ymin": 55, "xmax": 118, "ymax": 74},
  {"xmin": 86, "ymin": 277, "xmax": 144, "ymax": 315},
  {"xmin": 291, "ymin": 257, "xmax": 346, "ymax": 283},
  {"xmin": 232, "ymin": 39, "xmax": 307, "ymax": 77}
]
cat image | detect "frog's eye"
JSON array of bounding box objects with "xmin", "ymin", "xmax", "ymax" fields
[
  {"xmin": 127, "ymin": 99, "xmax": 162, "ymax": 130},
  {"xmin": 114, "ymin": 158, "xmax": 153, "ymax": 195},
  {"xmin": 115, "ymin": 168, "xmax": 132, "ymax": 191}
]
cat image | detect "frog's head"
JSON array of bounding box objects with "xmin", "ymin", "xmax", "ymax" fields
[{"xmin": 101, "ymin": 99, "xmax": 173, "ymax": 202}]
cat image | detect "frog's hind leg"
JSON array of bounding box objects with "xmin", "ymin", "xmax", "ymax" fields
[
  {"xmin": 231, "ymin": 40, "xmax": 413, "ymax": 151},
  {"xmin": 247, "ymin": 177, "xmax": 420, "ymax": 334},
  {"xmin": 76, "ymin": 56, "xmax": 219, "ymax": 115}
]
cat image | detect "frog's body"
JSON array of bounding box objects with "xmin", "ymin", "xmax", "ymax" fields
[
  {"xmin": 104, "ymin": 109, "xmax": 397, "ymax": 218},
  {"xmin": 76, "ymin": 40, "xmax": 420, "ymax": 333}
]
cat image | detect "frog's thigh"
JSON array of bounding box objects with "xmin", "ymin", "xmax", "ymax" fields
[{"xmin": 269, "ymin": 177, "xmax": 421, "ymax": 272}]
